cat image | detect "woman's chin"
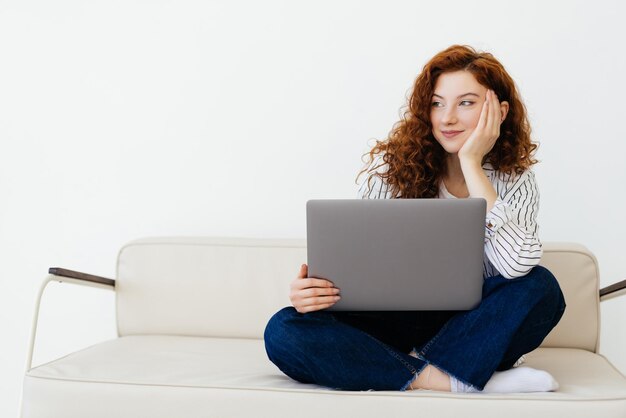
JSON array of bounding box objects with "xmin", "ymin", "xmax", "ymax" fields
[
  {"xmin": 445, "ymin": 141, "xmax": 468, "ymax": 155},
  {"xmin": 440, "ymin": 145, "xmax": 462, "ymax": 155},
  {"xmin": 435, "ymin": 138, "xmax": 464, "ymax": 155}
]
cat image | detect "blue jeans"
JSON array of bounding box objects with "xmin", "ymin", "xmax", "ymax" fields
[{"xmin": 264, "ymin": 265, "xmax": 566, "ymax": 391}]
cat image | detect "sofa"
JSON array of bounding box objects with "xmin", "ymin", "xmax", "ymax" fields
[{"xmin": 20, "ymin": 237, "xmax": 626, "ymax": 417}]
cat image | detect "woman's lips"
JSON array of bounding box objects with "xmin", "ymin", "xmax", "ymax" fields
[{"xmin": 442, "ymin": 130, "xmax": 463, "ymax": 139}]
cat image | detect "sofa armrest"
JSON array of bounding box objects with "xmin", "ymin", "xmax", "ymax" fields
[
  {"xmin": 48, "ymin": 267, "xmax": 116, "ymax": 288},
  {"xmin": 25, "ymin": 268, "xmax": 116, "ymax": 372},
  {"xmin": 600, "ymin": 278, "xmax": 626, "ymax": 302}
]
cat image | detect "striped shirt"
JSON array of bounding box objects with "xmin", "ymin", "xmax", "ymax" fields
[{"xmin": 357, "ymin": 162, "xmax": 542, "ymax": 279}]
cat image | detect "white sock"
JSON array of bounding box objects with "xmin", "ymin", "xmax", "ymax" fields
[
  {"xmin": 513, "ymin": 354, "xmax": 526, "ymax": 368},
  {"xmin": 408, "ymin": 350, "xmax": 551, "ymax": 393},
  {"xmin": 450, "ymin": 376, "xmax": 479, "ymax": 393},
  {"xmin": 483, "ymin": 367, "xmax": 559, "ymax": 393}
]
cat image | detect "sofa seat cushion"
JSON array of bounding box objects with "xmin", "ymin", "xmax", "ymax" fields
[{"xmin": 23, "ymin": 335, "xmax": 626, "ymax": 418}]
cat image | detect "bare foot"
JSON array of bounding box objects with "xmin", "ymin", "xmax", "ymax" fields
[{"xmin": 409, "ymin": 364, "xmax": 451, "ymax": 391}]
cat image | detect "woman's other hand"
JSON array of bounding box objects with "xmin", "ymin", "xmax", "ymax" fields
[
  {"xmin": 289, "ymin": 264, "xmax": 341, "ymax": 313},
  {"xmin": 458, "ymin": 89, "xmax": 509, "ymax": 165}
]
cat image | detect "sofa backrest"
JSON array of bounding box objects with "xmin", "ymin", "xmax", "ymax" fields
[
  {"xmin": 115, "ymin": 238, "xmax": 600, "ymax": 352},
  {"xmin": 535, "ymin": 242, "xmax": 599, "ymax": 352},
  {"xmin": 116, "ymin": 237, "xmax": 304, "ymax": 340}
]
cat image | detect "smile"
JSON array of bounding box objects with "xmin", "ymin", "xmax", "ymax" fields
[{"xmin": 441, "ymin": 130, "xmax": 463, "ymax": 139}]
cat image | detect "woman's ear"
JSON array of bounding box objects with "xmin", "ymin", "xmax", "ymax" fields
[{"xmin": 500, "ymin": 101, "xmax": 509, "ymax": 123}]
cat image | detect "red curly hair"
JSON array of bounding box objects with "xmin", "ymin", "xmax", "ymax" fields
[{"xmin": 357, "ymin": 45, "xmax": 538, "ymax": 198}]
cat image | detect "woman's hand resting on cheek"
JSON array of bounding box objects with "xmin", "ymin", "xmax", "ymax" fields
[
  {"xmin": 458, "ymin": 89, "xmax": 509, "ymax": 165},
  {"xmin": 290, "ymin": 264, "xmax": 341, "ymax": 313}
]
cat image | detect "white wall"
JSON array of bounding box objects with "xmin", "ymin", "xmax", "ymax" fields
[{"xmin": 1, "ymin": 0, "xmax": 625, "ymax": 415}]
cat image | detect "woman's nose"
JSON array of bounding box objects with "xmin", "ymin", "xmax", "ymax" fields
[{"xmin": 442, "ymin": 107, "xmax": 457, "ymax": 125}]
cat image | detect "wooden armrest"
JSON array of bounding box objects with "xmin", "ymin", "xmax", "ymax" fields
[
  {"xmin": 48, "ymin": 267, "xmax": 115, "ymax": 288},
  {"xmin": 26, "ymin": 268, "xmax": 116, "ymax": 373},
  {"xmin": 600, "ymin": 278, "xmax": 626, "ymax": 301}
]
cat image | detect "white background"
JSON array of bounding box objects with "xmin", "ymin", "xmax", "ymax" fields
[{"xmin": 1, "ymin": 0, "xmax": 625, "ymax": 415}]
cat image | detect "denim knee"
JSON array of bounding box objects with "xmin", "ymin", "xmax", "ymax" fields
[
  {"xmin": 520, "ymin": 266, "xmax": 566, "ymax": 314},
  {"xmin": 264, "ymin": 307, "xmax": 298, "ymax": 357}
]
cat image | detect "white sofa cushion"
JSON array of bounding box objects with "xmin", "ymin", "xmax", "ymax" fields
[
  {"xmin": 23, "ymin": 335, "xmax": 626, "ymax": 418},
  {"xmin": 115, "ymin": 238, "xmax": 600, "ymax": 351},
  {"xmin": 539, "ymin": 243, "xmax": 600, "ymax": 351},
  {"xmin": 115, "ymin": 237, "xmax": 304, "ymax": 339}
]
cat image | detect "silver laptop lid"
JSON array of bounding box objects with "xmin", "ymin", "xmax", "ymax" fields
[{"xmin": 306, "ymin": 198, "xmax": 486, "ymax": 311}]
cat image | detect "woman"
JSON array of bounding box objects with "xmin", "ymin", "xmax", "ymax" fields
[{"xmin": 264, "ymin": 45, "xmax": 566, "ymax": 393}]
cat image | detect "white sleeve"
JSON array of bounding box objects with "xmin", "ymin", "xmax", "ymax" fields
[{"xmin": 484, "ymin": 170, "xmax": 543, "ymax": 279}]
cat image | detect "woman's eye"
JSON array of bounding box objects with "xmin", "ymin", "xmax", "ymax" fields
[
  {"xmin": 431, "ymin": 102, "xmax": 442, "ymax": 107},
  {"xmin": 460, "ymin": 100, "xmax": 474, "ymax": 106}
]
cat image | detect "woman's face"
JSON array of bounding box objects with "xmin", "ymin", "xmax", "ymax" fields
[{"xmin": 430, "ymin": 70, "xmax": 487, "ymax": 155}]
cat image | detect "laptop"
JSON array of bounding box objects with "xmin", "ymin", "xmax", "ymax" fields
[{"xmin": 306, "ymin": 198, "xmax": 486, "ymax": 311}]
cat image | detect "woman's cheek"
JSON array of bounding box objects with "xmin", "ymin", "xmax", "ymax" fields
[{"xmin": 470, "ymin": 107, "xmax": 483, "ymax": 126}]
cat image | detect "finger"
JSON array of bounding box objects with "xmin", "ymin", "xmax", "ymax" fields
[
  {"xmin": 291, "ymin": 286, "xmax": 338, "ymax": 301},
  {"xmin": 483, "ymin": 90, "xmax": 493, "ymax": 134},
  {"xmin": 298, "ymin": 300, "xmax": 340, "ymax": 313},
  {"xmin": 490, "ymin": 90, "xmax": 501, "ymax": 129},
  {"xmin": 295, "ymin": 277, "xmax": 336, "ymax": 290},
  {"xmin": 301, "ymin": 295, "xmax": 341, "ymax": 307},
  {"xmin": 297, "ymin": 264, "xmax": 308, "ymax": 279},
  {"xmin": 482, "ymin": 90, "xmax": 495, "ymax": 138},
  {"xmin": 487, "ymin": 89, "xmax": 498, "ymax": 129},
  {"xmin": 476, "ymin": 90, "xmax": 489, "ymax": 131},
  {"xmin": 294, "ymin": 293, "xmax": 340, "ymax": 311},
  {"xmin": 301, "ymin": 287, "xmax": 341, "ymax": 299},
  {"xmin": 490, "ymin": 91, "xmax": 502, "ymax": 136}
]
